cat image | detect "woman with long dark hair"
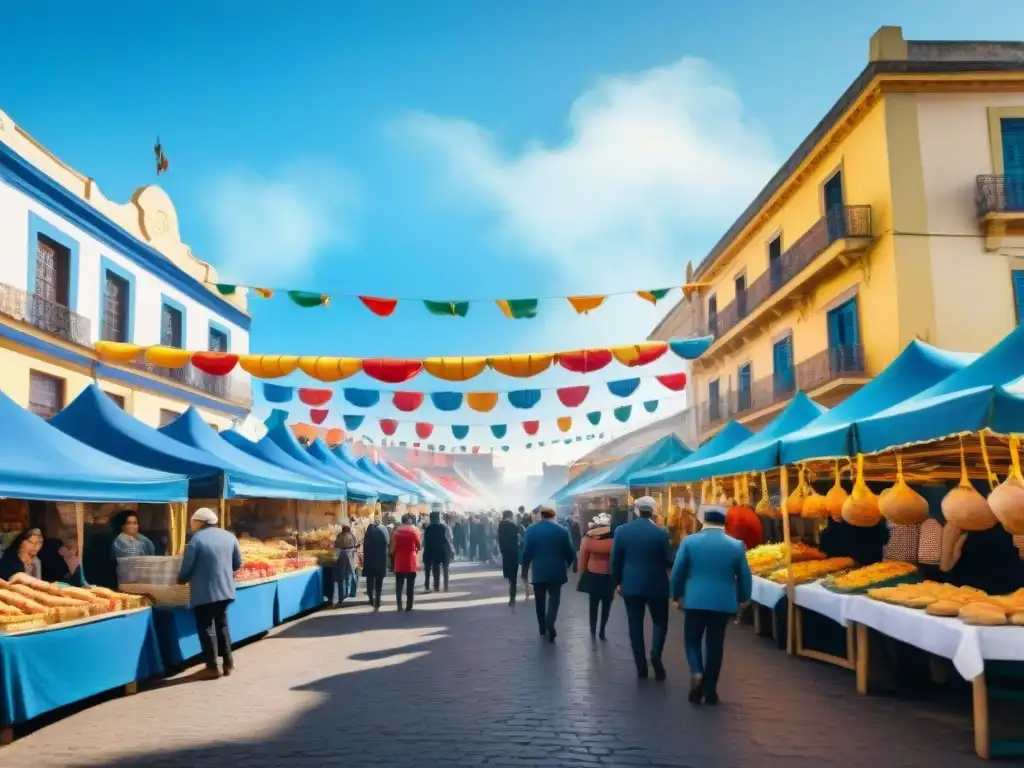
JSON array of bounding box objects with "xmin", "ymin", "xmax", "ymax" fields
[{"xmin": 0, "ymin": 528, "xmax": 44, "ymax": 581}]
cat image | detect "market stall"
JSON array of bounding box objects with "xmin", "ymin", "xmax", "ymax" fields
[{"xmin": 0, "ymin": 389, "xmax": 189, "ymax": 741}]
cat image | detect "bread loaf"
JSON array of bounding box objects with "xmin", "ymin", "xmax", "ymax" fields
[
  {"xmin": 7, "ymin": 584, "xmax": 87, "ymax": 608},
  {"xmin": 0, "ymin": 589, "xmax": 47, "ymax": 614}
]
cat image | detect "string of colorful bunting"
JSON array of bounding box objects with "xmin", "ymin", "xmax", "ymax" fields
[
  {"xmin": 94, "ymin": 338, "xmax": 711, "ymax": 384},
  {"xmin": 261, "ymin": 372, "xmax": 687, "ymax": 412},
  {"xmin": 210, "ymin": 282, "xmax": 711, "ymax": 318}
]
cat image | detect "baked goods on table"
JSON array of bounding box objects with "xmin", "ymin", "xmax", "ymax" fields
[
  {"xmin": 0, "ymin": 577, "xmax": 146, "ymax": 633},
  {"xmin": 767, "ymin": 557, "xmax": 856, "ymax": 584},
  {"xmin": 867, "ymin": 581, "xmax": 1024, "ymax": 626},
  {"xmin": 825, "ymin": 561, "xmax": 918, "ymax": 592},
  {"xmin": 747, "ymin": 542, "xmax": 827, "ymax": 575}
]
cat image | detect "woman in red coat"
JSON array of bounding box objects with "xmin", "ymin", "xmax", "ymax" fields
[
  {"xmin": 724, "ymin": 504, "xmax": 763, "ymax": 551},
  {"xmin": 390, "ymin": 514, "xmax": 422, "ymax": 611}
]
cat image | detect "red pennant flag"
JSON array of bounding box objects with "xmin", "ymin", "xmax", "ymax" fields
[
  {"xmin": 310, "ymin": 408, "xmax": 329, "ymax": 425},
  {"xmin": 416, "ymin": 422, "xmax": 434, "ymax": 439},
  {"xmin": 522, "ymin": 420, "xmax": 540, "ymax": 435},
  {"xmin": 190, "ymin": 351, "xmax": 239, "ymax": 376},
  {"xmin": 359, "ymin": 296, "xmax": 399, "ymax": 317},
  {"xmin": 379, "ymin": 419, "xmax": 398, "ymax": 436},
  {"xmin": 298, "ymin": 387, "xmax": 333, "ymax": 406},
  {"xmin": 656, "ymin": 372, "xmax": 688, "ymax": 391},
  {"xmin": 557, "ymin": 348, "xmax": 613, "ymax": 374},
  {"xmin": 471, "ymin": 446, "xmax": 480, "ymax": 454},
  {"xmin": 362, "ymin": 358, "xmax": 422, "ymax": 384},
  {"xmin": 392, "ymin": 391, "xmax": 425, "ymax": 412},
  {"xmin": 556, "ymin": 385, "xmax": 590, "ymax": 408}
]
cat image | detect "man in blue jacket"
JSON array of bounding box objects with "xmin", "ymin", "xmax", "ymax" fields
[
  {"xmin": 611, "ymin": 496, "xmax": 674, "ymax": 680},
  {"xmin": 671, "ymin": 506, "xmax": 752, "ymax": 705},
  {"xmin": 178, "ymin": 507, "xmax": 243, "ymax": 680},
  {"xmin": 520, "ymin": 505, "xmax": 576, "ymax": 642}
]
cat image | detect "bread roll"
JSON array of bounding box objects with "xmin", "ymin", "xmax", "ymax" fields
[{"xmin": 926, "ymin": 600, "xmax": 964, "ymax": 617}]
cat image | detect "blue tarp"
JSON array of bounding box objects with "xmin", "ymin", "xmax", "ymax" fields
[
  {"xmin": 159, "ymin": 409, "xmax": 346, "ymax": 501},
  {"xmin": 856, "ymin": 325, "xmax": 1024, "ymax": 454},
  {"xmin": 781, "ymin": 340, "xmax": 976, "ymax": 464},
  {"xmin": 0, "ymin": 389, "xmax": 187, "ymax": 503},
  {"xmin": 566, "ymin": 464, "xmax": 621, "ymax": 498},
  {"xmin": 357, "ymin": 455, "xmax": 424, "ymax": 498},
  {"xmin": 220, "ymin": 430, "xmax": 376, "ymax": 504},
  {"xmin": 375, "ymin": 459, "xmax": 435, "ymax": 501},
  {"xmin": 331, "ymin": 442, "xmax": 419, "ymax": 501},
  {"xmin": 550, "ymin": 466, "xmax": 605, "ymax": 504},
  {"xmin": 306, "ymin": 440, "xmax": 400, "ymax": 502},
  {"xmin": 631, "ymin": 420, "xmax": 754, "ymax": 486},
  {"xmin": 578, "ymin": 434, "xmax": 692, "ymax": 495},
  {"xmin": 50, "ymin": 385, "xmax": 266, "ymax": 499},
  {"xmin": 647, "ymin": 392, "xmax": 827, "ymax": 482}
]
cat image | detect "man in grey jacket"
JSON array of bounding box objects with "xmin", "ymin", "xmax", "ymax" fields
[{"xmin": 179, "ymin": 507, "xmax": 243, "ymax": 680}]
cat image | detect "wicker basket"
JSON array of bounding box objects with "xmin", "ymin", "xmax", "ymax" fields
[{"xmin": 118, "ymin": 583, "xmax": 191, "ymax": 607}]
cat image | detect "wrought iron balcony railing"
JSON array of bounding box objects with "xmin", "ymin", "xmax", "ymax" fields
[
  {"xmin": 0, "ymin": 282, "xmax": 91, "ymax": 347},
  {"xmin": 697, "ymin": 205, "xmax": 873, "ymax": 342},
  {"xmin": 977, "ymin": 175, "xmax": 1024, "ymax": 216},
  {"xmin": 131, "ymin": 359, "xmax": 253, "ymax": 407},
  {"xmin": 698, "ymin": 344, "xmax": 865, "ymax": 432}
]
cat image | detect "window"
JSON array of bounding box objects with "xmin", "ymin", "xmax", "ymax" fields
[
  {"xmin": 158, "ymin": 409, "xmax": 179, "ymax": 427},
  {"xmin": 823, "ymin": 171, "xmax": 847, "ymax": 240},
  {"xmin": 708, "ymin": 378, "xmax": 721, "ymax": 422},
  {"xmin": 773, "ymin": 336, "xmax": 795, "ymax": 395},
  {"xmin": 208, "ymin": 327, "xmax": 228, "ymax": 353},
  {"xmin": 34, "ymin": 234, "xmax": 70, "ymax": 307},
  {"xmin": 106, "ymin": 392, "xmax": 125, "ymax": 409},
  {"xmin": 827, "ymin": 298, "xmax": 862, "ymax": 374},
  {"xmin": 768, "ymin": 235, "xmax": 783, "ymax": 290},
  {"xmin": 707, "ymin": 294, "xmax": 718, "ymax": 336},
  {"xmin": 161, "ymin": 302, "xmax": 183, "ymax": 348},
  {"xmin": 737, "ymin": 363, "xmax": 752, "ymax": 412},
  {"xmin": 735, "ymin": 274, "xmax": 747, "ymax": 319},
  {"xmin": 28, "ymin": 372, "xmax": 65, "ymax": 419},
  {"xmin": 1002, "ymin": 118, "xmax": 1024, "ymax": 209},
  {"xmin": 102, "ymin": 270, "xmax": 130, "ymax": 342},
  {"xmin": 1014, "ymin": 271, "xmax": 1024, "ymax": 325}
]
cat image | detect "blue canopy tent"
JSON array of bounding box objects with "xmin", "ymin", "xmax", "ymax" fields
[
  {"xmin": 159, "ymin": 409, "xmax": 346, "ymax": 501},
  {"xmin": 574, "ymin": 435, "xmax": 692, "ymax": 496},
  {"xmin": 220, "ymin": 430, "xmax": 377, "ymax": 504},
  {"xmin": 639, "ymin": 393, "xmax": 826, "ymax": 483},
  {"xmin": 409, "ymin": 468, "xmax": 455, "ymax": 503},
  {"xmin": 856, "ymin": 325, "xmax": 1024, "ymax": 455},
  {"xmin": 0, "ymin": 389, "xmax": 188, "ymax": 503},
  {"xmin": 357, "ymin": 455, "xmax": 425, "ymax": 500},
  {"xmin": 781, "ymin": 340, "xmax": 977, "ymax": 465},
  {"xmin": 376, "ymin": 460, "xmax": 435, "ymax": 502},
  {"xmin": 328, "ymin": 443, "xmax": 419, "ymax": 501},
  {"xmin": 306, "ymin": 440, "xmax": 401, "ymax": 502},
  {"xmin": 50, "ymin": 385, "xmax": 302, "ymax": 499},
  {"xmin": 631, "ymin": 420, "xmax": 755, "ymax": 486},
  {"xmin": 550, "ymin": 466, "xmax": 605, "ymax": 505}
]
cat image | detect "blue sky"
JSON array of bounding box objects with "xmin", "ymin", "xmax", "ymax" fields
[{"xmin": 4, "ymin": 1, "xmax": 1024, "ymax": 473}]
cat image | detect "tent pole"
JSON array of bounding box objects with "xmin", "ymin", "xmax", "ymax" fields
[
  {"xmin": 219, "ymin": 475, "xmax": 227, "ymax": 530},
  {"xmin": 779, "ymin": 466, "xmax": 795, "ymax": 656},
  {"xmin": 168, "ymin": 503, "xmax": 177, "ymax": 557}
]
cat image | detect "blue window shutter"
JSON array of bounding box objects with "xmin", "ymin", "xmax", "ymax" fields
[
  {"xmin": 1014, "ymin": 271, "xmax": 1024, "ymax": 325},
  {"xmin": 1003, "ymin": 119, "xmax": 1024, "ymax": 176}
]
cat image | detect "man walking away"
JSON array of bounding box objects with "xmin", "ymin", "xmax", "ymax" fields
[
  {"xmin": 423, "ymin": 508, "xmax": 453, "ymax": 592},
  {"xmin": 178, "ymin": 507, "xmax": 242, "ymax": 680},
  {"xmin": 520, "ymin": 505, "xmax": 576, "ymax": 642},
  {"xmin": 671, "ymin": 506, "xmax": 752, "ymax": 705},
  {"xmin": 611, "ymin": 497, "xmax": 674, "ymax": 680},
  {"xmin": 497, "ymin": 510, "xmax": 522, "ymax": 608},
  {"xmin": 391, "ymin": 515, "xmax": 421, "ymax": 611},
  {"xmin": 452, "ymin": 517, "xmax": 467, "ymax": 560},
  {"xmin": 362, "ymin": 517, "xmax": 389, "ymax": 611}
]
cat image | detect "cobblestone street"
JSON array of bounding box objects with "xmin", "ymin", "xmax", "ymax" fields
[{"xmin": 2, "ymin": 563, "xmax": 987, "ymax": 767}]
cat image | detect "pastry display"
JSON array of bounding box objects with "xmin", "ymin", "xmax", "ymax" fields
[
  {"xmin": 746, "ymin": 542, "xmax": 827, "ymax": 574},
  {"xmin": 869, "ymin": 582, "xmax": 1024, "ymax": 627},
  {"xmin": 767, "ymin": 557, "xmax": 855, "ymax": 584},
  {"xmin": 825, "ymin": 561, "xmax": 918, "ymax": 592},
  {"xmin": 0, "ymin": 578, "xmax": 145, "ymax": 633}
]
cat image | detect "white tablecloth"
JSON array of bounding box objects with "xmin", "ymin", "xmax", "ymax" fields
[
  {"xmin": 794, "ymin": 582, "xmax": 854, "ymax": 627},
  {"xmin": 845, "ymin": 596, "xmax": 1024, "ymax": 681},
  {"xmin": 751, "ymin": 576, "xmax": 786, "ymax": 608}
]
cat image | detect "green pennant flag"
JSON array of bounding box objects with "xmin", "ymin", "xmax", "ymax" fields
[
  {"xmin": 525, "ymin": 442, "xmax": 533, "ymax": 449},
  {"xmin": 586, "ymin": 411, "xmax": 601, "ymax": 426},
  {"xmin": 563, "ymin": 438, "xmax": 572, "ymax": 444},
  {"xmin": 288, "ymin": 290, "xmax": 329, "ymax": 308},
  {"xmin": 538, "ymin": 441, "xmax": 545, "ymax": 447},
  {"xmin": 423, "ymin": 300, "xmax": 470, "ymax": 317},
  {"xmin": 637, "ymin": 288, "xmax": 672, "ymax": 305},
  {"xmin": 613, "ymin": 405, "xmax": 632, "ymax": 423},
  {"xmin": 497, "ymin": 298, "xmax": 539, "ymax": 319},
  {"xmin": 214, "ymin": 283, "xmax": 237, "ymax": 296},
  {"xmin": 643, "ymin": 400, "xmax": 659, "ymax": 413}
]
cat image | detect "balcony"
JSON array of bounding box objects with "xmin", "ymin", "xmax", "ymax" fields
[
  {"xmin": 977, "ymin": 175, "xmax": 1024, "ymax": 250},
  {"xmin": 0, "ymin": 282, "xmax": 91, "ymax": 347},
  {"xmin": 699, "ymin": 343, "xmax": 866, "ymax": 433},
  {"xmin": 131, "ymin": 359, "xmax": 253, "ymax": 407},
  {"xmin": 698, "ymin": 205, "xmax": 873, "ymax": 351}
]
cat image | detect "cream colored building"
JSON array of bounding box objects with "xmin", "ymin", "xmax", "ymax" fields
[
  {"xmin": 0, "ymin": 109, "xmax": 252, "ymax": 428},
  {"xmin": 648, "ymin": 26, "xmax": 1024, "ymax": 445}
]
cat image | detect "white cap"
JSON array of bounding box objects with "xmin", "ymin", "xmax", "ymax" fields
[
  {"xmin": 634, "ymin": 496, "xmax": 657, "ymax": 513},
  {"xmin": 192, "ymin": 507, "xmax": 219, "ymax": 526}
]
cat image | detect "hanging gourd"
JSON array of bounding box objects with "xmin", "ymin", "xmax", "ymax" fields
[
  {"xmin": 786, "ymin": 465, "xmax": 809, "ymax": 516},
  {"xmin": 940, "ymin": 436, "xmax": 997, "ymax": 532},
  {"xmin": 879, "ymin": 452, "xmax": 929, "ymax": 525},
  {"xmin": 984, "ymin": 433, "xmax": 1024, "ymax": 533},
  {"xmin": 825, "ymin": 460, "xmax": 849, "ymax": 522},
  {"xmin": 842, "ymin": 454, "xmax": 881, "ymax": 527},
  {"xmin": 755, "ymin": 471, "xmax": 778, "ymax": 518},
  {"xmin": 802, "ymin": 468, "xmax": 828, "ymax": 519}
]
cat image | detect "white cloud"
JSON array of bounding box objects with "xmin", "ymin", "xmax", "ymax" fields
[
  {"xmin": 201, "ymin": 160, "xmax": 360, "ymax": 283},
  {"xmin": 393, "ymin": 57, "xmax": 778, "ymax": 293}
]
